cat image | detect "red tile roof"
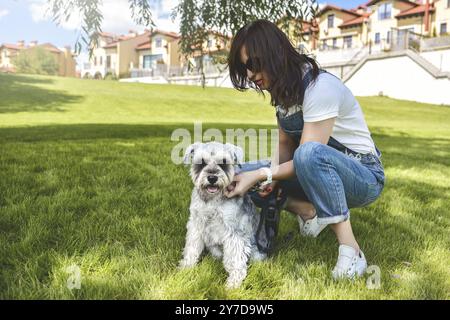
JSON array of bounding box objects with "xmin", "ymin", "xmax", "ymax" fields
[
  {"xmin": 366, "ymin": 0, "xmax": 417, "ymax": 6},
  {"xmin": 317, "ymin": 4, "xmax": 361, "ymax": 17},
  {"xmin": 396, "ymin": 4, "xmax": 435, "ymax": 18},
  {"xmin": 151, "ymin": 29, "xmax": 180, "ymax": 39},
  {"xmin": 0, "ymin": 43, "xmax": 24, "ymax": 50},
  {"xmin": 136, "ymin": 41, "xmax": 151, "ymax": 50},
  {"xmin": 39, "ymin": 43, "xmax": 62, "ymax": 53},
  {"xmin": 103, "ymin": 42, "xmax": 118, "ymax": 49},
  {"xmin": 339, "ymin": 16, "xmax": 367, "ymax": 28}
]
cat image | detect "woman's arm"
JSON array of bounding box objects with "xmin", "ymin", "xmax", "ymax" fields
[
  {"xmin": 275, "ymin": 120, "xmax": 298, "ymax": 168},
  {"xmin": 257, "ymin": 122, "xmax": 297, "ymax": 196},
  {"xmin": 225, "ymin": 117, "xmax": 336, "ymax": 198},
  {"xmin": 267, "ymin": 117, "xmax": 336, "ymax": 181}
]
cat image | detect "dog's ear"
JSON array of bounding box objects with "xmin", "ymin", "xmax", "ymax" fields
[
  {"xmin": 183, "ymin": 142, "xmax": 202, "ymax": 164},
  {"xmin": 225, "ymin": 143, "xmax": 244, "ymax": 164}
]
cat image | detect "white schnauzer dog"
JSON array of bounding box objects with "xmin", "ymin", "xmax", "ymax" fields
[{"xmin": 179, "ymin": 142, "xmax": 266, "ymax": 288}]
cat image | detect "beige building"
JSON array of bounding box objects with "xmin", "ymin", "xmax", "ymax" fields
[
  {"xmin": 300, "ymin": 0, "xmax": 450, "ymax": 53},
  {"xmin": 432, "ymin": 0, "xmax": 450, "ymax": 35},
  {"xmin": 316, "ymin": 5, "xmax": 370, "ymax": 50},
  {"xmin": 188, "ymin": 32, "xmax": 231, "ymax": 74},
  {"xmin": 84, "ymin": 29, "xmax": 183, "ymax": 79},
  {"xmin": 0, "ymin": 40, "xmax": 76, "ymax": 76},
  {"xmin": 135, "ymin": 30, "xmax": 182, "ymax": 77}
]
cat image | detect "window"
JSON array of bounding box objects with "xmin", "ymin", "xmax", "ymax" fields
[
  {"xmin": 387, "ymin": 31, "xmax": 391, "ymax": 44},
  {"xmin": 322, "ymin": 39, "xmax": 328, "ymax": 49},
  {"xmin": 143, "ymin": 55, "xmax": 152, "ymax": 69},
  {"xmin": 378, "ymin": 3, "xmax": 392, "ymax": 20},
  {"xmin": 207, "ymin": 39, "xmax": 213, "ymax": 48},
  {"xmin": 332, "ymin": 38, "xmax": 337, "ymax": 48},
  {"xmin": 143, "ymin": 54, "xmax": 163, "ymax": 69},
  {"xmin": 328, "ymin": 14, "xmax": 334, "ymax": 28},
  {"xmin": 94, "ymin": 57, "xmax": 97, "ymax": 66},
  {"xmin": 448, "ymin": 0, "xmax": 450, "ymax": 8},
  {"xmin": 99, "ymin": 56, "xmax": 103, "ymax": 66},
  {"xmin": 375, "ymin": 33, "xmax": 381, "ymax": 44},
  {"xmin": 343, "ymin": 36, "xmax": 352, "ymax": 48},
  {"xmin": 441, "ymin": 23, "xmax": 448, "ymax": 35},
  {"xmin": 155, "ymin": 38, "xmax": 162, "ymax": 48},
  {"xmin": 106, "ymin": 56, "xmax": 111, "ymax": 68}
]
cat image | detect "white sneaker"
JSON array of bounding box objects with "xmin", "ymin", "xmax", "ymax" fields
[
  {"xmin": 297, "ymin": 215, "xmax": 326, "ymax": 237},
  {"xmin": 332, "ymin": 245, "xmax": 367, "ymax": 280}
]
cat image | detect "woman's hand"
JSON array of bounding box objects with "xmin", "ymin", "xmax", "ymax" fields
[
  {"xmin": 225, "ymin": 170, "xmax": 265, "ymax": 198},
  {"xmin": 258, "ymin": 180, "xmax": 279, "ymax": 198}
]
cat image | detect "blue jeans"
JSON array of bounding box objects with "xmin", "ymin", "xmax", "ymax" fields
[{"xmin": 237, "ymin": 141, "xmax": 385, "ymax": 225}]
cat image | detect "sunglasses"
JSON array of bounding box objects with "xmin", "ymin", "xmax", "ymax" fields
[{"xmin": 242, "ymin": 57, "xmax": 259, "ymax": 72}]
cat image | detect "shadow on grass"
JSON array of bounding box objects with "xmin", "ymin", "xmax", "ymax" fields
[
  {"xmin": 0, "ymin": 73, "xmax": 83, "ymax": 113},
  {"xmin": 0, "ymin": 123, "xmax": 448, "ymax": 166},
  {"xmin": 0, "ymin": 122, "xmax": 448, "ymax": 298}
]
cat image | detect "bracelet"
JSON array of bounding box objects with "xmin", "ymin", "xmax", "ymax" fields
[{"xmin": 259, "ymin": 167, "xmax": 272, "ymax": 187}]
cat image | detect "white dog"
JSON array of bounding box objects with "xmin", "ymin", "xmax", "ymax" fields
[{"xmin": 179, "ymin": 142, "xmax": 266, "ymax": 288}]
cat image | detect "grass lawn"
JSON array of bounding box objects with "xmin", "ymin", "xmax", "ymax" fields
[{"xmin": 0, "ymin": 73, "xmax": 449, "ymax": 299}]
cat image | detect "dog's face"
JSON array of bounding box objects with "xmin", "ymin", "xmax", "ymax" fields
[{"xmin": 184, "ymin": 142, "xmax": 243, "ymax": 198}]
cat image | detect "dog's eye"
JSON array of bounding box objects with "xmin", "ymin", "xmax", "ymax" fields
[{"xmin": 219, "ymin": 158, "xmax": 228, "ymax": 170}]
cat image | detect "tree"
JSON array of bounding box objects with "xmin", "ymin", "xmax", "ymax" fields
[
  {"xmin": 47, "ymin": 0, "xmax": 155, "ymax": 55},
  {"xmin": 14, "ymin": 47, "xmax": 59, "ymax": 75},
  {"xmin": 48, "ymin": 0, "xmax": 318, "ymax": 83},
  {"xmin": 173, "ymin": 0, "xmax": 319, "ymax": 83}
]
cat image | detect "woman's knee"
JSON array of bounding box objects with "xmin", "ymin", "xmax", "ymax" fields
[{"xmin": 293, "ymin": 141, "xmax": 325, "ymax": 172}]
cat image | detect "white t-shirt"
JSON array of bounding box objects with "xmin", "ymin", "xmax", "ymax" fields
[{"xmin": 277, "ymin": 71, "xmax": 376, "ymax": 155}]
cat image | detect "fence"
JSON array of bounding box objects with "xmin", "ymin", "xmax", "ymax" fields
[
  {"xmin": 129, "ymin": 62, "xmax": 227, "ymax": 79},
  {"xmin": 420, "ymin": 35, "xmax": 450, "ymax": 51}
]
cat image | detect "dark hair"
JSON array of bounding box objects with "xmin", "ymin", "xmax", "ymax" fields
[{"xmin": 228, "ymin": 19, "xmax": 320, "ymax": 109}]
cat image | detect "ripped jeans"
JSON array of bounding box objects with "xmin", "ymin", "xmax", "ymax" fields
[{"xmin": 237, "ymin": 141, "xmax": 385, "ymax": 225}]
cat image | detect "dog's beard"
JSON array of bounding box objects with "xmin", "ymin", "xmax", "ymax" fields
[
  {"xmin": 196, "ymin": 173, "xmax": 230, "ymax": 196},
  {"xmin": 191, "ymin": 166, "xmax": 235, "ymax": 198}
]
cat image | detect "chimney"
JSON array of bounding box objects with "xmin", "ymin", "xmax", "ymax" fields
[
  {"xmin": 17, "ymin": 40, "xmax": 25, "ymax": 48},
  {"xmin": 128, "ymin": 30, "xmax": 137, "ymax": 37},
  {"xmin": 30, "ymin": 40, "xmax": 38, "ymax": 47},
  {"xmin": 424, "ymin": 0, "xmax": 430, "ymax": 33}
]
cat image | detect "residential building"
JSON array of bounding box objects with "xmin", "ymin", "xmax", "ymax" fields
[
  {"xmin": 83, "ymin": 29, "xmax": 183, "ymax": 79},
  {"xmin": 433, "ymin": 0, "xmax": 450, "ymax": 36},
  {"xmin": 0, "ymin": 40, "xmax": 76, "ymax": 76},
  {"xmin": 135, "ymin": 30, "xmax": 182, "ymax": 77},
  {"xmin": 189, "ymin": 32, "xmax": 231, "ymax": 74},
  {"xmin": 286, "ymin": 0, "xmax": 448, "ymax": 68},
  {"xmin": 316, "ymin": 4, "xmax": 370, "ymax": 51}
]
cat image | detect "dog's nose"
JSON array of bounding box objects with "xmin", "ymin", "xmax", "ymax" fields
[{"xmin": 207, "ymin": 175, "xmax": 218, "ymax": 184}]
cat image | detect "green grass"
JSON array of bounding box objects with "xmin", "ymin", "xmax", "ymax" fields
[{"xmin": 0, "ymin": 73, "xmax": 449, "ymax": 299}]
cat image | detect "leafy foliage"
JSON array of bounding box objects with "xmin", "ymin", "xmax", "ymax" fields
[
  {"xmin": 172, "ymin": 0, "xmax": 318, "ymax": 85},
  {"xmin": 13, "ymin": 47, "xmax": 59, "ymax": 75},
  {"xmin": 48, "ymin": 0, "xmax": 318, "ymax": 56},
  {"xmin": 47, "ymin": 0, "xmax": 318, "ymax": 84},
  {"xmin": 47, "ymin": 0, "xmax": 155, "ymax": 56}
]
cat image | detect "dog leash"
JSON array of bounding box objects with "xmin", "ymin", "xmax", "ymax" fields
[{"xmin": 255, "ymin": 188, "xmax": 288, "ymax": 254}]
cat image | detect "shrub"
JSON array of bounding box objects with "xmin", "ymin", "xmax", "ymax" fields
[
  {"xmin": 104, "ymin": 72, "xmax": 118, "ymax": 81},
  {"xmin": 13, "ymin": 47, "xmax": 59, "ymax": 75}
]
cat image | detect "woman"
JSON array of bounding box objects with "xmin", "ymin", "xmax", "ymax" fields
[{"xmin": 225, "ymin": 19, "xmax": 385, "ymax": 279}]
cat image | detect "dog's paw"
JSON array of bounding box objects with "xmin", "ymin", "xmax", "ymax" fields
[
  {"xmin": 225, "ymin": 270, "xmax": 246, "ymax": 289},
  {"xmin": 250, "ymin": 250, "xmax": 267, "ymax": 262},
  {"xmin": 225, "ymin": 277, "xmax": 243, "ymax": 289},
  {"xmin": 178, "ymin": 259, "xmax": 196, "ymax": 270}
]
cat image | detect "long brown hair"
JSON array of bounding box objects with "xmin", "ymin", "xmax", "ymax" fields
[{"xmin": 228, "ymin": 19, "xmax": 320, "ymax": 109}]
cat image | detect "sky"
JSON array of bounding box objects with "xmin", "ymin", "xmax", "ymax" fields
[{"xmin": 0, "ymin": 0, "xmax": 367, "ymax": 67}]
